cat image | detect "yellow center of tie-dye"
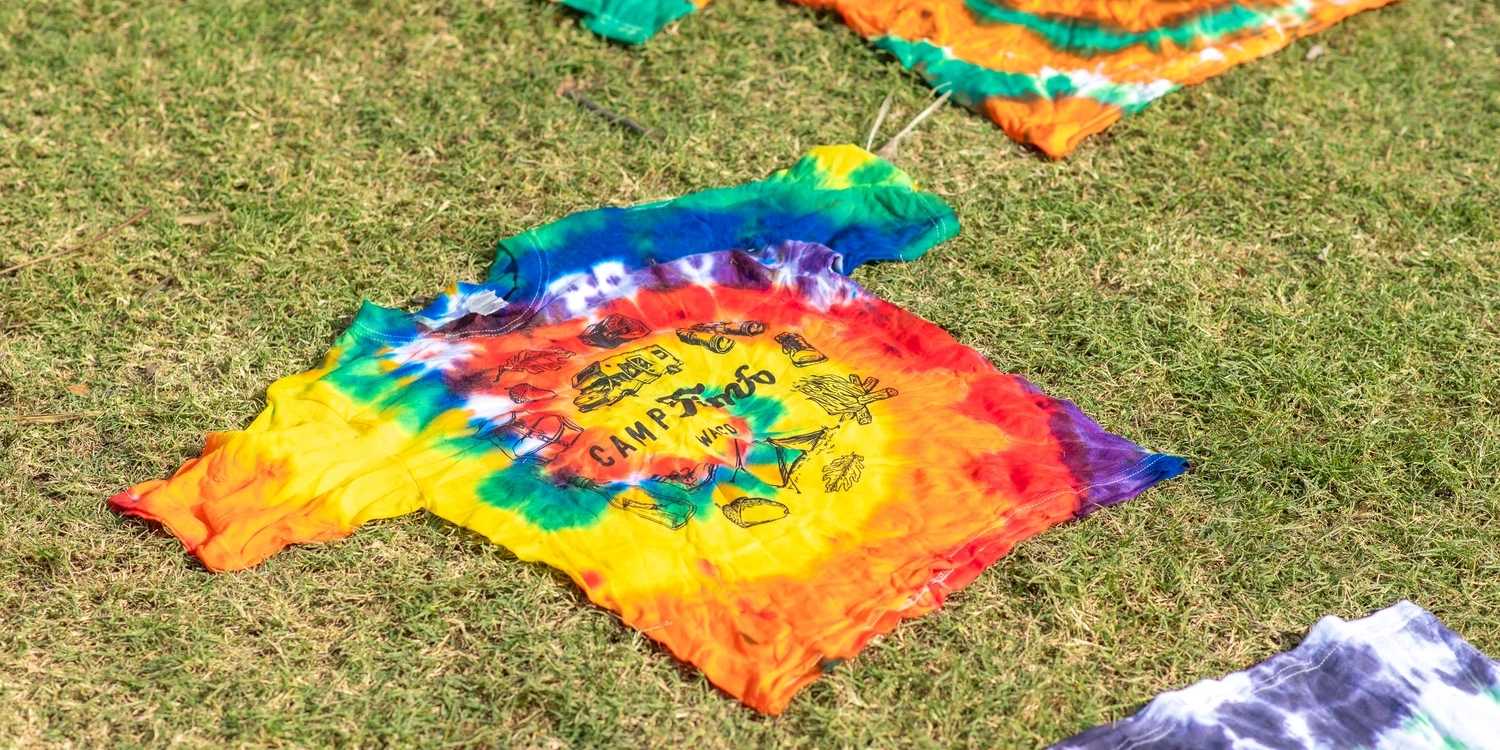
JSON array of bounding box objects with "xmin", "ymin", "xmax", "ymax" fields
[
  {"xmin": 367, "ymin": 291, "xmax": 1044, "ymax": 606},
  {"xmin": 412, "ymin": 329, "xmax": 917, "ymax": 593}
]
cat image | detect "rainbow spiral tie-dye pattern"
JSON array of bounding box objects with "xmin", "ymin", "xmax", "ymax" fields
[
  {"xmin": 1053, "ymin": 601, "xmax": 1500, "ymax": 749},
  {"xmin": 111, "ymin": 146, "xmax": 1184, "ymax": 713},
  {"xmin": 559, "ymin": 0, "xmax": 1396, "ymax": 157}
]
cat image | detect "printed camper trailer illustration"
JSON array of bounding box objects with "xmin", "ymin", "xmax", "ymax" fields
[{"xmin": 571, "ymin": 344, "xmax": 685, "ymax": 412}]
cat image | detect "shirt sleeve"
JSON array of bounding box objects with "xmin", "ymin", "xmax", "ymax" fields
[{"xmin": 109, "ymin": 313, "xmax": 438, "ymax": 572}]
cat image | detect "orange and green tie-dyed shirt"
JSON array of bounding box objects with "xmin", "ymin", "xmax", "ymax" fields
[
  {"xmin": 560, "ymin": 0, "xmax": 1396, "ymax": 157},
  {"xmin": 111, "ymin": 147, "xmax": 1184, "ymax": 713}
]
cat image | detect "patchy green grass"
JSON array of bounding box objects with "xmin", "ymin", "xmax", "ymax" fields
[{"xmin": 2, "ymin": 0, "xmax": 1497, "ymax": 746}]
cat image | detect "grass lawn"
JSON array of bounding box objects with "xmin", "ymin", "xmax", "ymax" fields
[{"xmin": 2, "ymin": 0, "xmax": 1497, "ymax": 746}]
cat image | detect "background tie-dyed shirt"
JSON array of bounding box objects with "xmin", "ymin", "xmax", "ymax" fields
[
  {"xmin": 111, "ymin": 237, "xmax": 1183, "ymax": 714},
  {"xmin": 558, "ymin": 0, "xmax": 1395, "ymax": 157},
  {"xmin": 1052, "ymin": 601, "xmax": 1500, "ymax": 749}
]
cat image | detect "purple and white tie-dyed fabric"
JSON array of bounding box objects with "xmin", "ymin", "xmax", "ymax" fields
[{"xmin": 1053, "ymin": 601, "xmax": 1500, "ymax": 749}]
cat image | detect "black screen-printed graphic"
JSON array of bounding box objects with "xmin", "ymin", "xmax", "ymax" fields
[
  {"xmin": 693, "ymin": 321, "xmax": 766, "ymax": 336},
  {"xmin": 508, "ymin": 383, "xmax": 556, "ymax": 403},
  {"xmin": 486, "ymin": 413, "xmax": 585, "ymax": 464},
  {"xmin": 775, "ymin": 332, "xmax": 827, "ymax": 367},
  {"xmin": 721, "ymin": 496, "xmax": 790, "ymax": 528},
  {"xmin": 731, "ymin": 429, "xmax": 827, "ymax": 492},
  {"xmin": 612, "ymin": 489, "xmax": 696, "ymax": 529},
  {"xmin": 579, "ymin": 314, "xmax": 650, "ymax": 349},
  {"xmin": 675, "ymin": 320, "xmax": 767, "ymax": 354},
  {"xmin": 795, "ymin": 374, "xmax": 898, "ymax": 425},
  {"xmin": 491, "ymin": 346, "xmax": 575, "ymax": 383},
  {"xmin": 821, "ymin": 453, "xmax": 865, "ymax": 493},
  {"xmin": 653, "ymin": 365, "xmax": 777, "ymax": 417},
  {"xmin": 571, "ymin": 344, "xmax": 685, "ymax": 412},
  {"xmin": 652, "ymin": 463, "xmax": 719, "ymax": 491},
  {"xmin": 676, "ymin": 328, "xmax": 736, "ymax": 353},
  {"xmin": 567, "ymin": 474, "xmax": 697, "ymax": 529}
]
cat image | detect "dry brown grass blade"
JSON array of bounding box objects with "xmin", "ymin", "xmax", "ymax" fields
[
  {"xmin": 1, "ymin": 207, "xmax": 150, "ymax": 276},
  {"xmin": 174, "ymin": 212, "xmax": 222, "ymax": 226},
  {"xmin": 876, "ymin": 91, "xmax": 952, "ymax": 159},
  {"xmin": 864, "ymin": 92, "xmax": 894, "ymax": 151},
  {"xmin": 0, "ymin": 412, "xmax": 100, "ymax": 424}
]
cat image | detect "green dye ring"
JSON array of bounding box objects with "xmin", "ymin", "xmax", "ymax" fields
[
  {"xmin": 875, "ymin": 37, "xmax": 1179, "ymax": 113},
  {"xmin": 846, "ymin": 157, "xmax": 902, "ymax": 188},
  {"xmin": 731, "ymin": 395, "xmax": 786, "ymax": 434},
  {"xmin": 324, "ymin": 356, "xmax": 458, "ymax": 434},
  {"xmin": 963, "ymin": 0, "xmax": 1306, "ymax": 56},
  {"xmin": 477, "ymin": 465, "xmax": 612, "ymax": 531},
  {"xmin": 877, "ymin": 36, "xmax": 1061, "ymax": 104}
]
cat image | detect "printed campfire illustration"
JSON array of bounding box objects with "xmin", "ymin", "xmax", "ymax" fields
[{"xmin": 794, "ymin": 373, "xmax": 898, "ymax": 425}]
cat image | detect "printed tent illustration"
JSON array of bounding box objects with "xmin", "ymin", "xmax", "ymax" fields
[
  {"xmin": 108, "ymin": 145, "xmax": 1183, "ymax": 714},
  {"xmin": 559, "ymin": 0, "xmax": 1397, "ymax": 157}
]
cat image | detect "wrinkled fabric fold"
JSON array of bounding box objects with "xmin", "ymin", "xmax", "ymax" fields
[
  {"xmin": 1053, "ymin": 601, "xmax": 1500, "ymax": 749},
  {"xmin": 557, "ymin": 0, "xmax": 1397, "ymax": 157},
  {"xmin": 113, "ymin": 240, "xmax": 1183, "ymax": 713},
  {"xmin": 485, "ymin": 144, "xmax": 958, "ymax": 304},
  {"xmin": 112, "ymin": 147, "xmax": 1183, "ymax": 714}
]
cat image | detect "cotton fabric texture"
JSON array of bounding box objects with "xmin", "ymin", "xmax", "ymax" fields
[
  {"xmin": 560, "ymin": 0, "xmax": 1396, "ymax": 157},
  {"xmin": 1052, "ymin": 601, "xmax": 1500, "ymax": 749},
  {"xmin": 112, "ymin": 147, "xmax": 1183, "ymax": 713}
]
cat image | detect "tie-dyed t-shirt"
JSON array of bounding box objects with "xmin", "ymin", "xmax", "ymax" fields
[
  {"xmin": 445, "ymin": 143, "xmax": 957, "ymax": 323},
  {"xmin": 558, "ymin": 0, "xmax": 1395, "ymax": 157},
  {"xmin": 112, "ymin": 238, "xmax": 1184, "ymax": 714},
  {"xmin": 1052, "ymin": 601, "xmax": 1500, "ymax": 749}
]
